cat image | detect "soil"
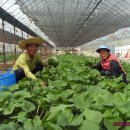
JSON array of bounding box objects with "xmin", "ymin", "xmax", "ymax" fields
[{"xmin": 0, "ymin": 62, "xmax": 15, "ymax": 70}]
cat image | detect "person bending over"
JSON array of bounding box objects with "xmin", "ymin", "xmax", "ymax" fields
[
  {"xmin": 13, "ymin": 37, "xmax": 45, "ymax": 83},
  {"xmin": 94, "ymin": 45, "xmax": 126, "ymax": 83}
]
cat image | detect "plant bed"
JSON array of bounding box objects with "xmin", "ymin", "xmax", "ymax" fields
[{"xmin": 0, "ymin": 54, "xmax": 129, "ymax": 130}]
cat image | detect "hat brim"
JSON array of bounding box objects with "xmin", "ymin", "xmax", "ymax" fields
[
  {"xmin": 19, "ymin": 37, "xmax": 45, "ymax": 50},
  {"xmin": 96, "ymin": 48, "xmax": 110, "ymax": 53}
]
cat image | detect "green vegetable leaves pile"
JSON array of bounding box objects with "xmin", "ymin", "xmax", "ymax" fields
[{"xmin": 0, "ymin": 54, "xmax": 129, "ymax": 130}]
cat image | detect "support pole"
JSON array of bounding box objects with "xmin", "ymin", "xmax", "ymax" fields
[
  {"xmin": 22, "ymin": 30, "xmax": 24, "ymax": 53},
  {"xmin": 2, "ymin": 20, "xmax": 6, "ymax": 65},
  {"xmin": 14, "ymin": 26, "xmax": 16, "ymax": 61}
]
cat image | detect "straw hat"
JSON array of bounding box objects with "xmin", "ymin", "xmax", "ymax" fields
[{"xmin": 19, "ymin": 37, "xmax": 44, "ymax": 50}]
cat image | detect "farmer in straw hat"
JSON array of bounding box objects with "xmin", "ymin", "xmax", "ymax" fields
[{"xmin": 13, "ymin": 37, "xmax": 46, "ymax": 83}]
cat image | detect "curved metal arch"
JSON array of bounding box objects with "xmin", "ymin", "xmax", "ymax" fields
[
  {"xmin": 25, "ymin": 0, "xmax": 93, "ymax": 21},
  {"xmin": 70, "ymin": 0, "xmax": 129, "ymax": 46},
  {"xmin": 15, "ymin": 0, "xmax": 130, "ymax": 47},
  {"xmin": 0, "ymin": 7, "xmax": 37, "ymax": 36}
]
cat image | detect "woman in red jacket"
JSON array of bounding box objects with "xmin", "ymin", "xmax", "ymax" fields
[{"xmin": 95, "ymin": 45, "xmax": 127, "ymax": 83}]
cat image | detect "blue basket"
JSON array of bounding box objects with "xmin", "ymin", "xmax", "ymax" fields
[{"xmin": 0, "ymin": 69, "xmax": 16, "ymax": 90}]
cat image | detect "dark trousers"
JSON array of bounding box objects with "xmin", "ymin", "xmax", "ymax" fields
[{"xmin": 15, "ymin": 63, "xmax": 43, "ymax": 83}]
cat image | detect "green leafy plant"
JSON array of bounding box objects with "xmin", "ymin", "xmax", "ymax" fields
[{"xmin": 0, "ymin": 54, "xmax": 129, "ymax": 130}]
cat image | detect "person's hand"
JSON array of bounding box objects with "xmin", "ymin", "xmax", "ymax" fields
[
  {"xmin": 44, "ymin": 82, "xmax": 48, "ymax": 86},
  {"xmin": 40, "ymin": 82, "xmax": 48, "ymax": 87},
  {"xmin": 43, "ymin": 63, "xmax": 48, "ymax": 67},
  {"xmin": 100, "ymin": 70, "xmax": 110, "ymax": 76},
  {"xmin": 36, "ymin": 78, "xmax": 48, "ymax": 87},
  {"xmin": 91, "ymin": 64, "xmax": 97, "ymax": 69},
  {"xmin": 100, "ymin": 70, "xmax": 105, "ymax": 76}
]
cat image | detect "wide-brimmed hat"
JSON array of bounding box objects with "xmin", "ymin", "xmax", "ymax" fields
[
  {"xmin": 19, "ymin": 37, "xmax": 44, "ymax": 50},
  {"xmin": 96, "ymin": 45, "xmax": 110, "ymax": 53}
]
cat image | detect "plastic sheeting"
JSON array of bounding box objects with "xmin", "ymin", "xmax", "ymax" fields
[{"xmin": 14, "ymin": 0, "xmax": 130, "ymax": 47}]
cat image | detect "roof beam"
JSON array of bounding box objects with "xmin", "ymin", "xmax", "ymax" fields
[{"xmin": 0, "ymin": 7, "xmax": 37, "ymax": 36}]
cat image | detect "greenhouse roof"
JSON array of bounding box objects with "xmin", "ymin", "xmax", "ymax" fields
[
  {"xmin": 0, "ymin": 7, "xmax": 37, "ymax": 37},
  {"xmin": 1, "ymin": 0, "xmax": 130, "ymax": 47}
]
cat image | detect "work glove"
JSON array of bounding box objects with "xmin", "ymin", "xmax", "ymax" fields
[{"xmin": 100, "ymin": 70, "xmax": 111, "ymax": 76}]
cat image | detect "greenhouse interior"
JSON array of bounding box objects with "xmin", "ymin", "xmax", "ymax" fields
[{"xmin": 1, "ymin": 0, "xmax": 130, "ymax": 130}]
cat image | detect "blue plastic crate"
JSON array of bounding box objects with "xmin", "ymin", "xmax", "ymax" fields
[{"xmin": 0, "ymin": 69, "xmax": 16, "ymax": 90}]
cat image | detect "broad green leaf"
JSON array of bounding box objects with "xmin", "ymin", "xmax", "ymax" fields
[
  {"xmin": 113, "ymin": 92, "xmax": 126, "ymax": 106},
  {"xmin": 46, "ymin": 92, "xmax": 60, "ymax": 100},
  {"xmin": 3, "ymin": 102, "xmax": 15, "ymax": 115},
  {"xmin": 51, "ymin": 80, "xmax": 67, "ymax": 88},
  {"xmin": 83, "ymin": 108, "xmax": 102, "ymax": 125},
  {"xmin": 103, "ymin": 117, "xmax": 123, "ymax": 130},
  {"xmin": 117, "ymin": 107, "xmax": 127, "ymax": 115},
  {"xmin": 91, "ymin": 101, "xmax": 104, "ymax": 111},
  {"xmin": 50, "ymin": 104, "xmax": 73, "ymax": 113},
  {"xmin": 57, "ymin": 109, "xmax": 73, "ymax": 126},
  {"xmin": 18, "ymin": 111, "xmax": 27, "ymax": 118},
  {"xmin": 71, "ymin": 113, "xmax": 83, "ymax": 126},
  {"xmin": 8, "ymin": 84, "xmax": 19, "ymax": 91},
  {"xmin": 32, "ymin": 86, "xmax": 44, "ymax": 95},
  {"xmin": 18, "ymin": 128, "xmax": 25, "ymax": 130},
  {"xmin": 71, "ymin": 83, "xmax": 82, "ymax": 91},
  {"xmin": 102, "ymin": 93, "xmax": 114, "ymax": 106},
  {"xmin": 47, "ymin": 104, "xmax": 73, "ymax": 121},
  {"xmin": 73, "ymin": 92, "xmax": 91, "ymax": 110},
  {"xmin": 117, "ymin": 100, "xmax": 130, "ymax": 115},
  {"xmin": 33, "ymin": 115, "xmax": 42, "ymax": 127},
  {"xmin": 125, "ymin": 84, "xmax": 130, "ymax": 90},
  {"xmin": 18, "ymin": 118, "xmax": 27, "ymax": 123},
  {"xmin": 124, "ymin": 120, "xmax": 130, "ymax": 130},
  {"xmin": 113, "ymin": 110, "xmax": 119, "ymax": 117},
  {"xmin": 0, "ymin": 91, "xmax": 12, "ymax": 102},
  {"xmin": 22, "ymin": 101, "xmax": 35, "ymax": 112},
  {"xmin": 32, "ymin": 126, "xmax": 44, "ymax": 130},
  {"xmin": 0, "ymin": 125, "xmax": 11, "ymax": 130},
  {"xmin": 125, "ymin": 127, "xmax": 130, "ymax": 130},
  {"xmin": 45, "ymin": 122, "xmax": 63, "ymax": 130},
  {"xmin": 8, "ymin": 122, "xmax": 19, "ymax": 130},
  {"xmin": 15, "ymin": 102, "xmax": 23, "ymax": 107},
  {"xmin": 0, "ymin": 122, "xmax": 18, "ymax": 130},
  {"xmin": 89, "ymin": 69, "xmax": 100, "ymax": 77},
  {"xmin": 113, "ymin": 76, "xmax": 123, "ymax": 83},
  {"xmin": 46, "ymin": 110, "xmax": 60, "ymax": 121},
  {"xmin": 60, "ymin": 89, "xmax": 74, "ymax": 98},
  {"xmin": 23, "ymin": 119, "xmax": 33, "ymax": 130},
  {"xmin": 12, "ymin": 91, "xmax": 31, "ymax": 102},
  {"xmin": 11, "ymin": 112, "xmax": 27, "ymax": 123},
  {"xmin": 0, "ymin": 108, "xmax": 3, "ymax": 112},
  {"xmin": 80, "ymin": 120, "xmax": 100, "ymax": 130},
  {"xmin": 67, "ymin": 75, "xmax": 84, "ymax": 82},
  {"xmin": 103, "ymin": 109, "xmax": 114, "ymax": 118}
]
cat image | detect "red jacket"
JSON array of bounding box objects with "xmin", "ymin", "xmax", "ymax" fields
[{"xmin": 101, "ymin": 54, "xmax": 126, "ymax": 75}]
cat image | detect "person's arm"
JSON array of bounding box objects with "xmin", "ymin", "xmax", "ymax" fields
[
  {"xmin": 95, "ymin": 62, "xmax": 112, "ymax": 76},
  {"xmin": 110, "ymin": 60, "xmax": 122, "ymax": 77},
  {"xmin": 99, "ymin": 60, "xmax": 121, "ymax": 77},
  {"xmin": 94, "ymin": 62, "xmax": 102, "ymax": 71},
  {"xmin": 109, "ymin": 60, "xmax": 127, "ymax": 83},
  {"xmin": 18, "ymin": 59, "xmax": 37, "ymax": 80},
  {"xmin": 93, "ymin": 60, "xmax": 124, "ymax": 78}
]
